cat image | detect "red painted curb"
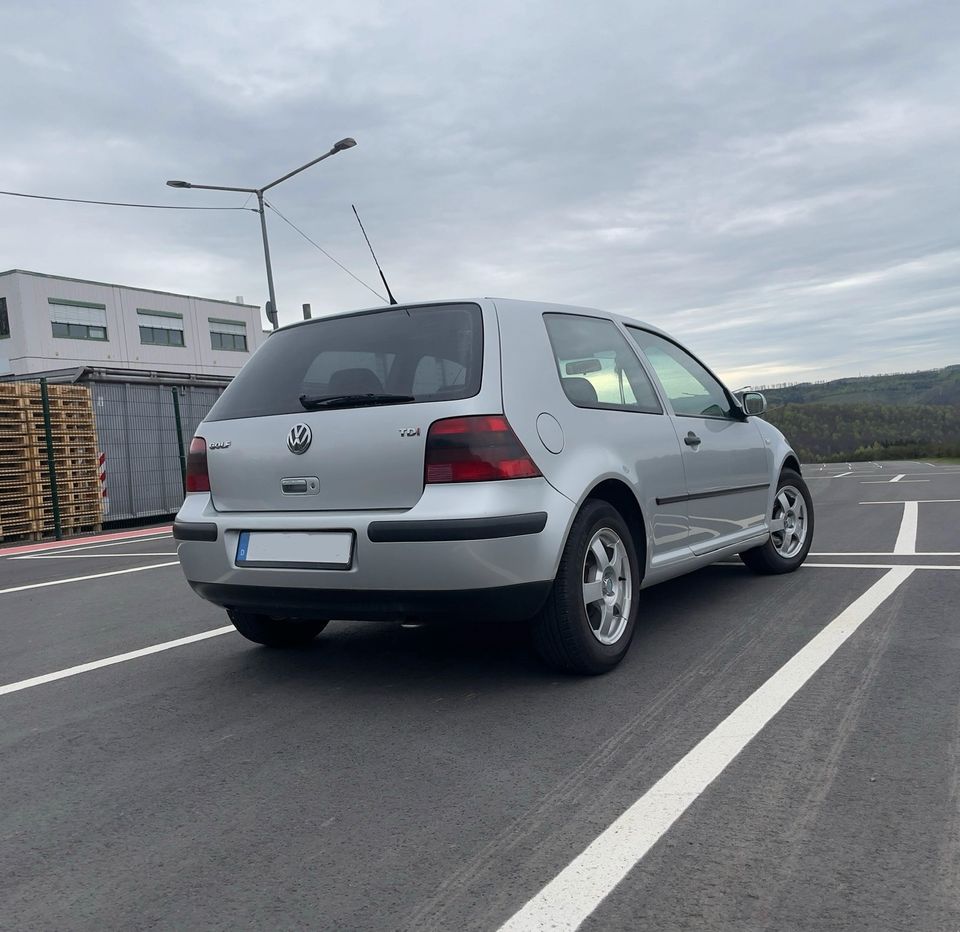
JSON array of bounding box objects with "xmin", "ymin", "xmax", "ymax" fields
[{"xmin": 0, "ymin": 525, "xmax": 174, "ymax": 557}]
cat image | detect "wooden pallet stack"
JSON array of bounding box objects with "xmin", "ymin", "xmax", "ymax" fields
[
  {"xmin": 0, "ymin": 384, "xmax": 34, "ymax": 542},
  {"xmin": 0, "ymin": 382, "xmax": 103, "ymax": 542}
]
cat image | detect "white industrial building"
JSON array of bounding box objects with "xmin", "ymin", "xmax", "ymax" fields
[{"xmin": 0, "ymin": 269, "xmax": 269, "ymax": 378}]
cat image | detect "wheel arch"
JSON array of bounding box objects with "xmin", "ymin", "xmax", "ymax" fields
[
  {"xmin": 781, "ymin": 452, "xmax": 802, "ymax": 475},
  {"xmin": 580, "ymin": 478, "xmax": 649, "ymax": 569},
  {"xmin": 764, "ymin": 452, "xmax": 803, "ymax": 527}
]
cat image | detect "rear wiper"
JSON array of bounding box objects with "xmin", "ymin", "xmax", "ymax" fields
[{"xmin": 298, "ymin": 392, "xmax": 416, "ymax": 410}]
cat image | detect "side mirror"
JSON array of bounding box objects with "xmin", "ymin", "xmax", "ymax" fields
[{"xmin": 740, "ymin": 391, "xmax": 767, "ymax": 416}]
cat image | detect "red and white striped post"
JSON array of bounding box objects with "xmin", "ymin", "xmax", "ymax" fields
[{"xmin": 97, "ymin": 451, "xmax": 109, "ymax": 515}]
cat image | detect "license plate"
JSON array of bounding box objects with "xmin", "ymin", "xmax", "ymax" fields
[{"xmin": 236, "ymin": 531, "xmax": 354, "ymax": 569}]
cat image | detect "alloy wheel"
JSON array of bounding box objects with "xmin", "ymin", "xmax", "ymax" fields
[
  {"xmin": 771, "ymin": 485, "xmax": 808, "ymax": 558},
  {"xmin": 582, "ymin": 527, "xmax": 633, "ymax": 645}
]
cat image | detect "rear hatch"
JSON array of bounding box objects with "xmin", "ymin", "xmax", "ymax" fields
[{"xmin": 200, "ymin": 302, "xmax": 499, "ymax": 512}]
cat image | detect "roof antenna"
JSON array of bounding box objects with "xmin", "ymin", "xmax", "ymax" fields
[{"xmin": 352, "ymin": 204, "xmax": 397, "ymax": 305}]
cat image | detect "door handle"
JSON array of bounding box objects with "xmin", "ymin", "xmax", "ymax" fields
[{"xmin": 684, "ymin": 432, "xmax": 701, "ymax": 447}]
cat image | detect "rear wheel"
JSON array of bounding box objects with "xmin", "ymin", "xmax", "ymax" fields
[
  {"xmin": 533, "ymin": 500, "xmax": 641, "ymax": 675},
  {"xmin": 227, "ymin": 610, "xmax": 328, "ymax": 647},
  {"xmin": 740, "ymin": 468, "xmax": 814, "ymax": 574}
]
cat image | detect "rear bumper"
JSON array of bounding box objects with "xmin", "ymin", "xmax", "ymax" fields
[
  {"xmin": 191, "ymin": 580, "xmax": 552, "ymax": 622},
  {"xmin": 174, "ymin": 479, "xmax": 574, "ymax": 620},
  {"xmin": 366, "ymin": 512, "xmax": 547, "ymax": 542}
]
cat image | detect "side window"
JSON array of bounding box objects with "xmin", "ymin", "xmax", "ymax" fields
[
  {"xmin": 628, "ymin": 328, "xmax": 734, "ymax": 419},
  {"xmin": 543, "ymin": 314, "xmax": 662, "ymax": 414}
]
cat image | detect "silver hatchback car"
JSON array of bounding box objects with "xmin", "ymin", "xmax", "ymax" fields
[{"xmin": 174, "ymin": 298, "xmax": 813, "ymax": 673}]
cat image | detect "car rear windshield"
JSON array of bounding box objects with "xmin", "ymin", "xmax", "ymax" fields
[{"xmin": 205, "ymin": 303, "xmax": 483, "ymax": 421}]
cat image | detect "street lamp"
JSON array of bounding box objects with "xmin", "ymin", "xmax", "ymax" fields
[{"xmin": 167, "ymin": 137, "xmax": 357, "ymax": 329}]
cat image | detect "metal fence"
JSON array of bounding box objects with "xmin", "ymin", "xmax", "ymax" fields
[
  {"xmin": 1, "ymin": 371, "xmax": 226, "ymax": 536},
  {"xmin": 89, "ymin": 380, "xmax": 224, "ymax": 523}
]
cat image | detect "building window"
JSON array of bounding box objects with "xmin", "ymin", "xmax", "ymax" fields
[
  {"xmin": 138, "ymin": 309, "xmax": 185, "ymax": 347},
  {"xmin": 0, "ymin": 297, "xmax": 9, "ymax": 338},
  {"xmin": 209, "ymin": 318, "xmax": 248, "ymax": 352},
  {"xmin": 49, "ymin": 299, "xmax": 108, "ymax": 341}
]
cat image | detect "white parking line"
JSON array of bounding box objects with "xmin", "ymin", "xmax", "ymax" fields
[
  {"xmin": 861, "ymin": 479, "xmax": 929, "ymax": 484},
  {"xmin": 0, "ymin": 562, "xmax": 179, "ymax": 596},
  {"xmin": 879, "ymin": 472, "xmax": 960, "ymax": 477},
  {"xmin": 497, "ymin": 568, "xmax": 915, "ymax": 932},
  {"xmin": 0, "ymin": 627, "xmax": 233, "ymax": 698},
  {"xmin": 810, "ymin": 552, "xmax": 960, "ymax": 556},
  {"xmin": 12, "ymin": 553, "xmax": 179, "ymax": 560},
  {"xmin": 890, "ymin": 474, "xmax": 905, "ymax": 482},
  {"xmin": 716, "ymin": 562, "xmax": 960, "ymax": 570},
  {"xmin": 834, "ymin": 471, "xmax": 854, "ymax": 477},
  {"xmin": 803, "ymin": 563, "xmax": 959, "ymax": 570},
  {"xmin": 894, "ymin": 502, "xmax": 918, "ymax": 555},
  {"xmin": 860, "ymin": 499, "xmax": 960, "ymax": 504}
]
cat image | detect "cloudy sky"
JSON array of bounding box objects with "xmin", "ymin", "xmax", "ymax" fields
[{"xmin": 2, "ymin": 0, "xmax": 958, "ymax": 385}]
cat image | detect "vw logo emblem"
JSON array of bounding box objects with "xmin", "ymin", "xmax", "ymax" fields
[{"xmin": 287, "ymin": 423, "xmax": 312, "ymax": 455}]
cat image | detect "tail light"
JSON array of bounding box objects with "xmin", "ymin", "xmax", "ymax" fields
[
  {"xmin": 185, "ymin": 436, "xmax": 210, "ymax": 492},
  {"xmin": 425, "ymin": 416, "xmax": 542, "ymax": 483}
]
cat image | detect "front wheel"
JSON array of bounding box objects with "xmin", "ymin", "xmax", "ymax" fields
[
  {"xmin": 740, "ymin": 468, "xmax": 814, "ymax": 574},
  {"xmin": 227, "ymin": 610, "xmax": 328, "ymax": 647},
  {"xmin": 533, "ymin": 500, "xmax": 641, "ymax": 675}
]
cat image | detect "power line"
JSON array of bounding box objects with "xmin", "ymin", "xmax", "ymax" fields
[
  {"xmin": 0, "ymin": 189, "xmax": 257, "ymax": 211},
  {"xmin": 2, "ymin": 186, "xmax": 386, "ymax": 303},
  {"xmin": 264, "ymin": 198, "xmax": 386, "ymax": 303}
]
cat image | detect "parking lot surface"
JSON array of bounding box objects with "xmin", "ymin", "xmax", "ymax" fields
[{"xmin": 1, "ymin": 461, "xmax": 958, "ymax": 931}]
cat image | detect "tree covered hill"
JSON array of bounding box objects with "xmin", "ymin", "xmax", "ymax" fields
[
  {"xmin": 760, "ymin": 364, "xmax": 960, "ymax": 406},
  {"xmin": 754, "ymin": 364, "xmax": 960, "ymax": 460},
  {"xmin": 763, "ymin": 402, "xmax": 960, "ymax": 462}
]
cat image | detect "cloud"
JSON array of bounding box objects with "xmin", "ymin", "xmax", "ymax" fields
[
  {"xmin": 1, "ymin": 0, "xmax": 958, "ymax": 384},
  {"xmin": 129, "ymin": 0, "xmax": 389, "ymax": 107}
]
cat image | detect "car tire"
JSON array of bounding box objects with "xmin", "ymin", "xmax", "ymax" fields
[
  {"xmin": 227, "ymin": 610, "xmax": 329, "ymax": 647},
  {"xmin": 740, "ymin": 468, "xmax": 814, "ymax": 575},
  {"xmin": 533, "ymin": 500, "xmax": 642, "ymax": 675}
]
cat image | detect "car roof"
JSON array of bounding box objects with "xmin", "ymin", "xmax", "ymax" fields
[
  {"xmin": 486, "ymin": 297, "xmax": 672, "ymax": 339},
  {"xmin": 275, "ymin": 296, "xmax": 673, "ymax": 341}
]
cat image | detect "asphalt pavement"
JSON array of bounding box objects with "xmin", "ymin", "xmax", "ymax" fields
[{"xmin": 1, "ymin": 461, "xmax": 958, "ymax": 931}]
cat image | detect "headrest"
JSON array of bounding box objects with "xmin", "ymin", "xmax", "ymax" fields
[{"xmin": 563, "ymin": 377, "xmax": 599, "ymax": 406}]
